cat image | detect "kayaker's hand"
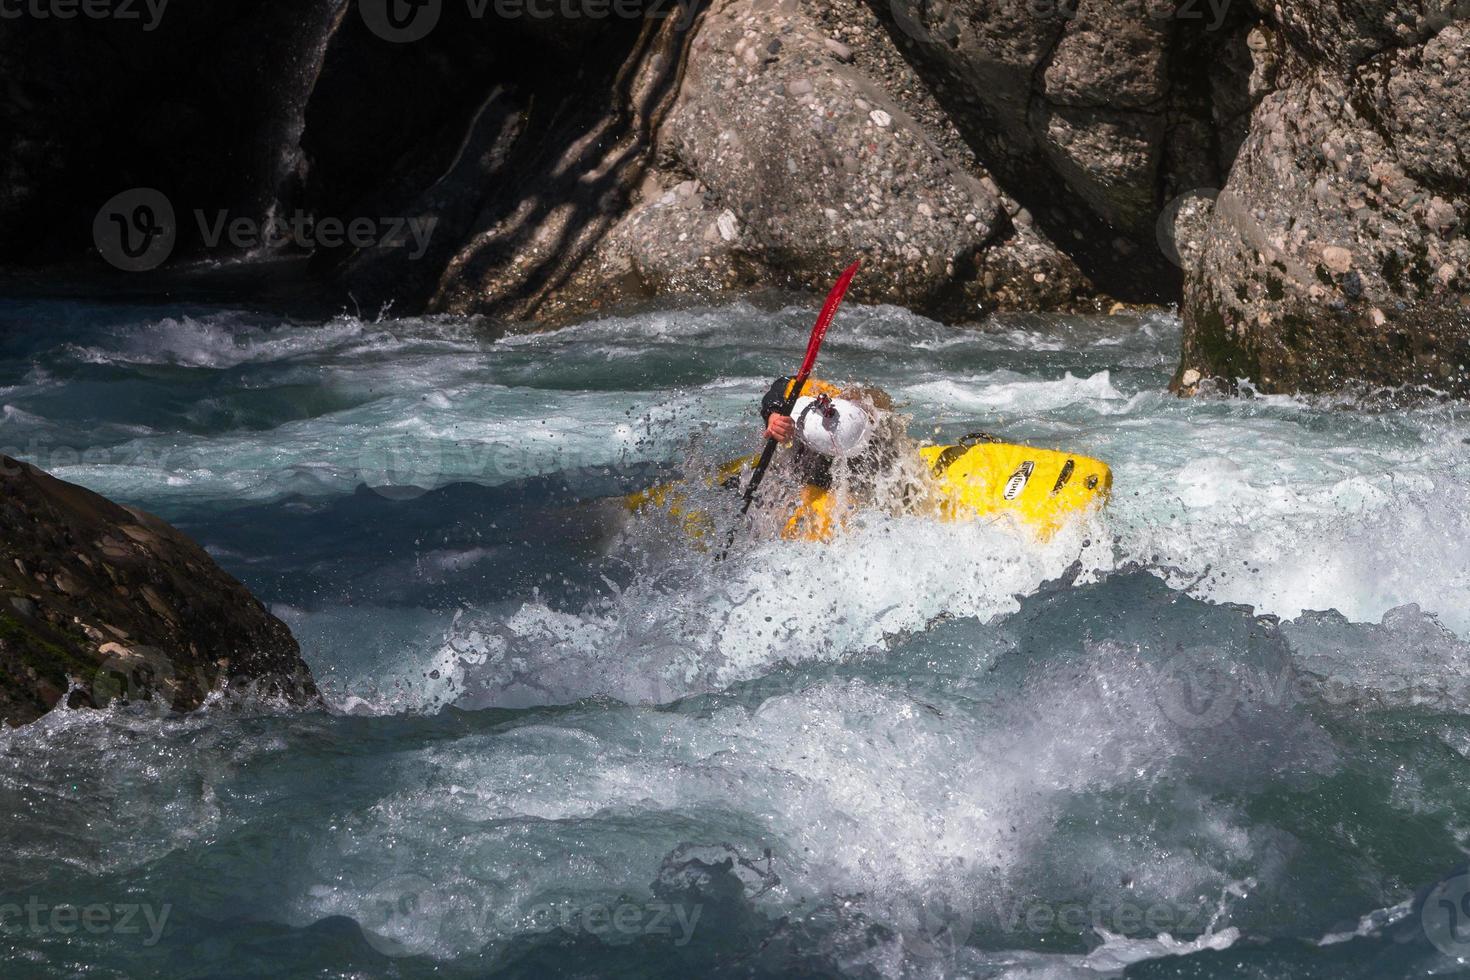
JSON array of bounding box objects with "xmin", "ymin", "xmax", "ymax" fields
[{"xmin": 765, "ymin": 414, "xmax": 795, "ymax": 442}]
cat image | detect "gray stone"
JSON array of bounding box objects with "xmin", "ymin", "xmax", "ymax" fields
[{"xmin": 1176, "ymin": 12, "xmax": 1470, "ymax": 395}]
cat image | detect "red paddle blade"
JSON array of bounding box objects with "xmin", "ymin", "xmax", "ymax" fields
[{"xmin": 796, "ymin": 260, "xmax": 861, "ymax": 379}]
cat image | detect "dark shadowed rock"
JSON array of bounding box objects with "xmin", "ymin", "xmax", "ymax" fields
[
  {"xmin": 0, "ymin": 456, "xmax": 317, "ymax": 728},
  {"xmin": 0, "ymin": 0, "xmax": 341, "ymax": 265}
]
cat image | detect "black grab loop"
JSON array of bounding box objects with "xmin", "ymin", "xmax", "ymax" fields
[{"xmin": 931, "ymin": 431, "xmax": 1006, "ymax": 476}]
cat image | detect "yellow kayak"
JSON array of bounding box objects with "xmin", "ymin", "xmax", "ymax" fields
[{"xmin": 627, "ymin": 434, "xmax": 1112, "ymax": 543}]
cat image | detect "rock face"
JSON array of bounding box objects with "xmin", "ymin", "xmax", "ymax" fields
[
  {"xmin": 0, "ymin": 0, "xmax": 1107, "ymax": 322},
  {"xmin": 541, "ymin": 0, "xmax": 1097, "ymax": 321},
  {"xmin": 0, "ymin": 457, "xmax": 316, "ymax": 728},
  {"xmin": 867, "ymin": 0, "xmax": 1253, "ymax": 298},
  {"xmin": 1, "ymin": 0, "xmax": 1467, "ymax": 392},
  {"xmin": 1177, "ymin": 8, "xmax": 1470, "ymax": 395}
]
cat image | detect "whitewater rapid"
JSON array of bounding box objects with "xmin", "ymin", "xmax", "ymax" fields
[{"xmin": 1, "ymin": 296, "xmax": 1468, "ymax": 977}]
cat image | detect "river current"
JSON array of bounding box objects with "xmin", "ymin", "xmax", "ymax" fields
[{"xmin": 2, "ymin": 296, "xmax": 1469, "ymax": 977}]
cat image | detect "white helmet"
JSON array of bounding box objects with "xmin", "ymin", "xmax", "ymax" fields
[{"xmin": 791, "ymin": 395, "xmax": 872, "ymax": 458}]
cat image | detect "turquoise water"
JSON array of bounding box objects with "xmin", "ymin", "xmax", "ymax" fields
[{"xmin": 2, "ymin": 297, "xmax": 1469, "ymax": 977}]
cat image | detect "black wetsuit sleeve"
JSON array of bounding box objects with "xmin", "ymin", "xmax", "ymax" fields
[
  {"xmin": 757, "ymin": 375, "xmax": 832, "ymax": 488},
  {"xmin": 760, "ymin": 377, "xmax": 795, "ymax": 421}
]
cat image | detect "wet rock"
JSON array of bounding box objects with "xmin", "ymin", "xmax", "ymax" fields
[
  {"xmin": 0, "ymin": 456, "xmax": 317, "ymax": 728},
  {"xmin": 864, "ymin": 0, "xmax": 1250, "ymax": 301}
]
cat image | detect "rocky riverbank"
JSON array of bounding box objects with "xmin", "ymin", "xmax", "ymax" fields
[
  {"xmin": 0, "ymin": 0, "xmax": 1465, "ymax": 392},
  {"xmin": 0, "ymin": 456, "xmax": 317, "ymax": 728}
]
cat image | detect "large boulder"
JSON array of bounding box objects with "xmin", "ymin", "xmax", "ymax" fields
[
  {"xmin": 1176, "ymin": 9, "xmax": 1470, "ymax": 395},
  {"xmin": 0, "ymin": 457, "xmax": 317, "ymax": 728},
  {"xmin": 536, "ymin": 0, "xmax": 1099, "ymax": 321}
]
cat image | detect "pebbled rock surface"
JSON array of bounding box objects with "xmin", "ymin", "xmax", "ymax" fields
[
  {"xmin": 1176, "ymin": 8, "xmax": 1470, "ymax": 395},
  {"xmin": 866, "ymin": 0, "xmax": 1252, "ymax": 300},
  {"xmin": 543, "ymin": 0, "xmax": 1099, "ymax": 321},
  {"xmin": 0, "ymin": 456, "xmax": 317, "ymax": 728}
]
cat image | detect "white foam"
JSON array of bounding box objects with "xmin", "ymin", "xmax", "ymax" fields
[
  {"xmin": 902, "ymin": 371, "xmax": 1130, "ymax": 416},
  {"xmin": 432, "ymin": 511, "xmax": 1112, "ymax": 711}
]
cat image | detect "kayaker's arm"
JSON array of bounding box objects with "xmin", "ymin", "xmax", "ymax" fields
[
  {"xmin": 760, "ymin": 376, "xmax": 795, "ymax": 421},
  {"xmin": 761, "ymin": 376, "xmax": 797, "ymax": 442}
]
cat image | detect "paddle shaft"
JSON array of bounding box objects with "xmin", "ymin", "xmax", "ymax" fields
[{"xmin": 737, "ymin": 384, "xmax": 803, "ymax": 517}]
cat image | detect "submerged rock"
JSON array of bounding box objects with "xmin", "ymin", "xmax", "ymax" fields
[{"xmin": 0, "ymin": 456, "xmax": 317, "ymax": 728}]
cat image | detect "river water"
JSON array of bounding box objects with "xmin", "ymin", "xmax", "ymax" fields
[{"xmin": 1, "ymin": 296, "xmax": 1469, "ymax": 977}]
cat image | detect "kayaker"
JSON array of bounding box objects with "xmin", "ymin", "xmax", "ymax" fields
[{"xmin": 759, "ymin": 376, "xmax": 902, "ymax": 493}]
